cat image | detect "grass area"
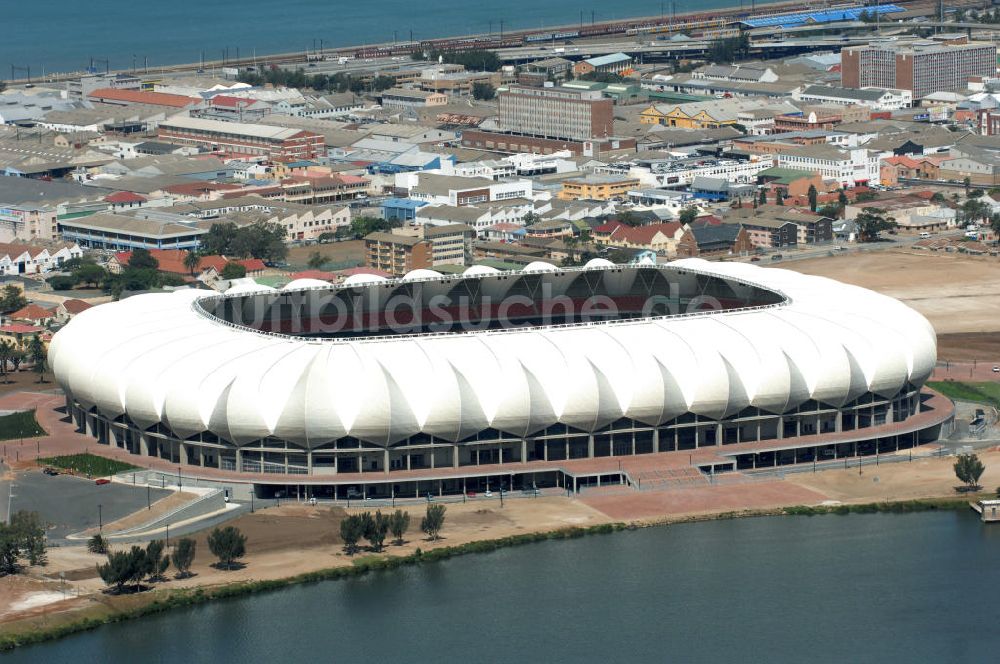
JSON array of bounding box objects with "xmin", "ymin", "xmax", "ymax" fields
[
  {"xmin": 926, "ymin": 381, "xmax": 1000, "ymax": 409},
  {"xmin": 37, "ymin": 453, "xmax": 138, "ymax": 477},
  {"xmin": 782, "ymin": 497, "xmax": 973, "ymax": 516},
  {"xmin": 0, "ymin": 409, "xmax": 46, "ymax": 440}
]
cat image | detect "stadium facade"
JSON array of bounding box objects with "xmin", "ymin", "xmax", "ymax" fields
[{"xmin": 50, "ymin": 258, "xmax": 951, "ymax": 497}]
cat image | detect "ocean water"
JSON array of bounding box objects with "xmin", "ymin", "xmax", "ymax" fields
[
  {"xmin": 8, "ymin": 511, "xmax": 1000, "ymax": 663},
  {"xmin": 5, "ymin": 0, "xmax": 744, "ymax": 75}
]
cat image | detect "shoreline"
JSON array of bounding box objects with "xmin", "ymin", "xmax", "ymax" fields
[
  {"xmin": 0, "ymin": 493, "xmax": 979, "ymax": 653},
  {"xmin": 5, "ymin": 0, "xmax": 828, "ymax": 82}
]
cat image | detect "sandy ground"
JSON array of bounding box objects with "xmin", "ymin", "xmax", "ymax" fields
[
  {"xmin": 779, "ymin": 250, "xmax": 1000, "ymax": 336},
  {"xmin": 285, "ymin": 240, "xmax": 364, "ymax": 270},
  {"xmin": 778, "ymin": 250, "xmax": 1000, "ymax": 361}
]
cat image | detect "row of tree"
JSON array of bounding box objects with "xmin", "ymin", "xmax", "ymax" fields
[
  {"xmin": 95, "ymin": 527, "xmax": 247, "ymax": 593},
  {"xmin": 237, "ymin": 68, "xmax": 395, "ymax": 95},
  {"xmin": 199, "ymin": 221, "xmax": 288, "ymax": 264},
  {"xmin": 0, "ymin": 511, "xmax": 46, "ymax": 576},
  {"xmin": 339, "ymin": 505, "xmax": 444, "ymax": 555},
  {"xmin": 411, "ymin": 48, "xmax": 502, "ymax": 72}
]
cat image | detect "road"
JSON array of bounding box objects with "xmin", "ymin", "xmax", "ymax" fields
[{"xmin": 9, "ymin": 469, "xmax": 171, "ymax": 542}]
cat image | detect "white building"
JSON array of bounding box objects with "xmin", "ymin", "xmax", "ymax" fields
[
  {"xmin": 775, "ymin": 146, "xmax": 883, "ymax": 187},
  {"xmin": 793, "ymin": 86, "xmax": 912, "ymax": 111}
]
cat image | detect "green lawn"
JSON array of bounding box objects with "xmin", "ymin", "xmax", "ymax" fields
[
  {"xmin": 926, "ymin": 381, "xmax": 1000, "ymax": 409},
  {"xmin": 0, "ymin": 409, "xmax": 46, "ymax": 440},
  {"xmin": 37, "ymin": 453, "xmax": 138, "ymax": 477}
]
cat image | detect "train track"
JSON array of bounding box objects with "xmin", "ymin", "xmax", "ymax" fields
[{"xmin": 4, "ymin": 0, "xmax": 983, "ymax": 86}]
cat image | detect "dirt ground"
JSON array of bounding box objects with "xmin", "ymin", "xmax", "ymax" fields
[
  {"xmin": 0, "ymin": 372, "xmax": 51, "ymax": 398},
  {"xmin": 778, "ymin": 250, "xmax": 1000, "ymax": 361},
  {"xmin": 285, "ymin": 240, "xmax": 365, "ymax": 270}
]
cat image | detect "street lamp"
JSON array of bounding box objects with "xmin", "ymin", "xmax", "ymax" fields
[{"xmin": 98, "ymin": 504, "xmax": 102, "ymax": 532}]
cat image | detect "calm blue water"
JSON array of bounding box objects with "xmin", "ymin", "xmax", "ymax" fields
[
  {"xmin": 5, "ymin": 0, "xmax": 740, "ymax": 75},
  {"xmin": 8, "ymin": 511, "xmax": 1000, "ymax": 663}
]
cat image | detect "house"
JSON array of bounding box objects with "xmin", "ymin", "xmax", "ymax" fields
[
  {"xmin": 739, "ymin": 217, "xmax": 798, "ymax": 249},
  {"xmin": 8, "ymin": 304, "xmax": 56, "ymax": 327},
  {"xmin": 55, "ymin": 299, "xmax": 93, "ymax": 322},
  {"xmin": 594, "ymin": 221, "xmax": 686, "ymax": 255},
  {"xmin": 675, "ymin": 223, "xmax": 754, "ymax": 257},
  {"xmin": 0, "ymin": 324, "xmax": 47, "ymax": 349}
]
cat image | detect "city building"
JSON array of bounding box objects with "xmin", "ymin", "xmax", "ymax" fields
[
  {"xmin": 774, "ymin": 145, "xmax": 881, "ymax": 187},
  {"xmin": 794, "ymin": 85, "xmax": 912, "ymax": 111},
  {"xmin": 380, "ymin": 88, "xmax": 449, "ymax": 111},
  {"xmin": 364, "ymin": 223, "xmax": 475, "ymax": 275},
  {"xmin": 572, "ymin": 52, "xmax": 632, "ymax": 77},
  {"xmin": 496, "ymin": 85, "xmax": 615, "ymax": 141},
  {"xmin": 558, "ymin": 174, "xmax": 641, "ymax": 201},
  {"xmin": 59, "ymin": 212, "xmax": 207, "ymax": 251},
  {"xmin": 158, "ymin": 117, "xmax": 325, "ymax": 160},
  {"xmin": 51, "ymin": 260, "xmax": 944, "ymax": 494},
  {"xmin": 841, "ymin": 42, "xmax": 997, "ymax": 99}
]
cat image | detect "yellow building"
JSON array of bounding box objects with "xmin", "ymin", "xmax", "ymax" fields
[
  {"xmin": 558, "ymin": 175, "xmax": 640, "ymax": 201},
  {"xmin": 639, "ymin": 102, "xmax": 738, "ymax": 129}
]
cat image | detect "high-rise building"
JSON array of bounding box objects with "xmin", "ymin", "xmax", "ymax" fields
[
  {"xmin": 841, "ymin": 41, "xmax": 997, "ymax": 99},
  {"xmin": 496, "ymin": 85, "xmax": 614, "ymax": 141}
]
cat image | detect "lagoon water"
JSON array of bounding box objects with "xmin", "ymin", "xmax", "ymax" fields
[
  {"xmin": 9, "ymin": 511, "xmax": 1000, "ymax": 663},
  {"xmin": 8, "ymin": 0, "xmax": 741, "ymax": 75}
]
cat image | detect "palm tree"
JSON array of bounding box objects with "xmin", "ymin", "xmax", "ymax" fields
[
  {"xmin": 0, "ymin": 339, "xmax": 12, "ymax": 384},
  {"xmin": 183, "ymin": 251, "xmax": 201, "ymax": 276}
]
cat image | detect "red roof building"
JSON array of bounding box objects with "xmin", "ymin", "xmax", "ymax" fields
[
  {"xmin": 86, "ymin": 88, "xmax": 201, "ymax": 109},
  {"xmin": 113, "ymin": 250, "xmax": 265, "ymax": 276},
  {"xmin": 8, "ymin": 304, "xmax": 55, "ymax": 324}
]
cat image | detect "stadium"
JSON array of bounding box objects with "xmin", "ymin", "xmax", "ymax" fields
[{"xmin": 50, "ymin": 258, "xmax": 952, "ymax": 498}]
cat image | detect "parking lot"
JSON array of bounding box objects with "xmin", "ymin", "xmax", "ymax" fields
[{"xmin": 8, "ymin": 469, "xmax": 171, "ymax": 540}]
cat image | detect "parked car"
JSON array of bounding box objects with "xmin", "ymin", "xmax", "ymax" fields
[
  {"xmin": 95, "ymin": 478, "xmax": 111, "ymax": 485},
  {"xmin": 42, "ymin": 467, "xmax": 59, "ymax": 476},
  {"xmin": 993, "ymin": 365, "xmax": 999, "ymax": 373}
]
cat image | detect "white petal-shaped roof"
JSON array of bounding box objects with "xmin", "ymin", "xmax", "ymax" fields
[
  {"xmin": 283, "ymin": 278, "xmax": 331, "ymax": 290},
  {"xmin": 50, "ymin": 261, "xmax": 936, "ymax": 449}
]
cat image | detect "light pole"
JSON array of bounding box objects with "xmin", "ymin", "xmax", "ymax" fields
[{"xmin": 98, "ymin": 504, "xmax": 102, "ymax": 532}]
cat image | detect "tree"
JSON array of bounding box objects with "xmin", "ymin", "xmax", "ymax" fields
[
  {"xmin": 930, "ymin": 191, "xmax": 946, "ymax": 203},
  {"xmin": 339, "ymin": 514, "xmax": 365, "ymax": 555},
  {"xmin": 389, "ymin": 509, "xmax": 410, "ymax": 545},
  {"xmin": 0, "ymin": 511, "xmax": 47, "ymax": 574},
  {"xmin": 807, "ymin": 184, "xmax": 818, "ymax": 212},
  {"xmin": 775, "ymin": 189, "xmax": 785, "ymax": 206},
  {"xmin": 88, "ymin": 534, "xmax": 108, "ymax": 554},
  {"xmin": 171, "ymin": 538, "xmax": 197, "ymax": 578},
  {"xmin": 73, "ymin": 262, "xmax": 107, "ymax": 288},
  {"xmin": 854, "ymin": 207, "xmax": 896, "ymax": 242},
  {"xmin": 183, "ymin": 251, "xmax": 201, "ymax": 276},
  {"xmin": 307, "ymin": 251, "xmax": 328, "ymax": 270},
  {"xmin": 47, "ymin": 275, "xmax": 77, "ymax": 291},
  {"xmin": 9, "ymin": 348, "xmax": 24, "ymax": 375},
  {"xmin": 954, "ymin": 453, "xmax": 985, "ymax": 490},
  {"xmin": 127, "ymin": 248, "xmax": 159, "ymax": 270},
  {"xmin": 990, "ymin": 212, "xmax": 1000, "ymax": 236},
  {"xmin": 220, "ymin": 262, "xmax": 247, "ymax": 280},
  {"xmin": 838, "ymin": 190, "xmax": 849, "ymax": 208},
  {"xmin": 0, "ymin": 339, "xmax": 13, "ymax": 384},
  {"xmin": 97, "ymin": 546, "xmax": 147, "ymax": 593},
  {"xmin": 420, "ymin": 504, "xmax": 446, "ymax": 541},
  {"xmin": 678, "ymin": 206, "xmax": 699, "ymax": 225},
  {"xmin": 28, "ymin": 334, "xmax": 46, "ymax": 383},
  {"xmin": 0, "ymin": 285, "xmax": 27, "ymax": 314},
  {"xmin": 472, "ymin": 82, "xmax": 496, "ymax": 101},
  {"xmin": 758, "ymin": 189, "xmax": 767, "ymax": 206},
  {"xmin": 365, "ymin": 510, "xmax": 390, "ymax": 552},
  {"xmin": 817, "ymin": 204, "xmax": 841, "ymax": 220},
  {"xmin": 207, "ymin": 526, "xmax": 246, "ymax": 570},
  {"xmin": 964, "ymin": 176, "xmax": 972, "ymax": 195},
  {"xmin": 144, "ymin": 540, "xmax": 169, "ymax": 581}
]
